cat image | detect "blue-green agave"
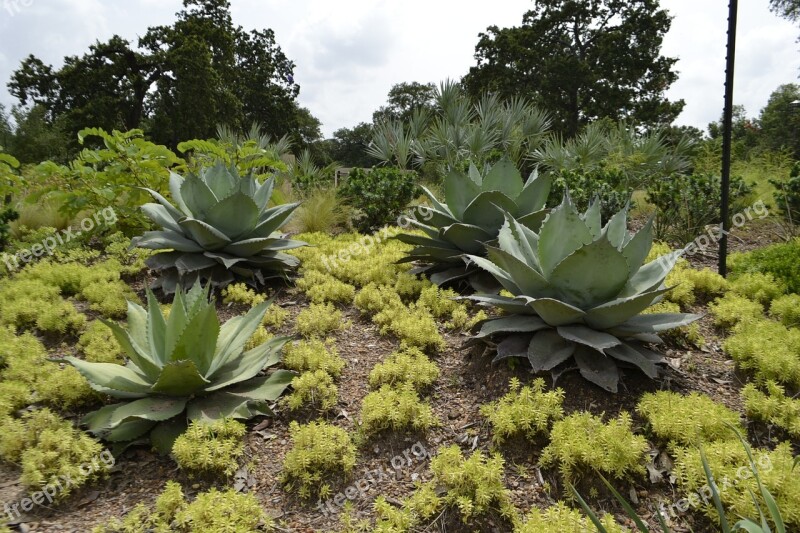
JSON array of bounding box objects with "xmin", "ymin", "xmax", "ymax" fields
[
  {"xmin": 397, "ymin": 157, "xmax": 551, "ymax": 286},
  {"xmin": 132, "ymin": 163, "xmax": 305, "ymax": 293},
  {"xmin": 465, "ymin": 195, "xmax": 700, "ymax": 392},
  {"xmin": 65, "ymin": 283, "xmax": 294, "ymax": 452}
]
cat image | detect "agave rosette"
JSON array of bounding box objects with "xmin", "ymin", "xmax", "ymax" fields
[
  {"xmin": 65, "ymin": 283, "xmax": 294, "ymax": 452},
  {"xmin": 465, "ymin": 194, "xmax": 700, "ymax": 392},
  {"xmin": 132, "ymin": 163, "xmax": 305, "ymax": 293},
  {"xmin": 397, "ymin": 157, "xmax": 551, "ymax": 286}
]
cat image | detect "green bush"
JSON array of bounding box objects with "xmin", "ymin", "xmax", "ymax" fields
[
  {"xmin": 547, "ymin": 167, "xmax": 633, "ymax": 220},
  {"xmin": 647, "ymin": 173, "xmax": 753, "ymax": 242},
  {"xmin": 360, "ymin": 383, "xmax": 438, "ymax": 435},
  {"xmin": 770, "ymin": 293, "xmax": 800, "ymax": 327},
  {"xmin": 770, "ymin": 160, "xmax": 800, "ymax": 225},
  {"xmin": 743, "ymin": 381, "xmax": 800, "ymax": 438},
  {"xmin": 480, "ymin": 378, "xmax": 564, "ymax": 445},
  {"xmin": 368, "ymin": 346, "xmax": 439, "ymax": 390},
  {"xmin": 730, "ymin": 272, "xmax": 786, "ymax": 305},
  {"xmin": 338, "ymin": 167, "xmax": 417, "ymax": 232},
  {"xmin": 171, "ymin": 419, "xmax": 246, "ymax": 477},
  {"xmin": 728, "ymin": 238, "xmax": 800, "ymax": 293},
  {"xmin": 724, "ymin": 318, "xmax": 800, "ymax": 388}
]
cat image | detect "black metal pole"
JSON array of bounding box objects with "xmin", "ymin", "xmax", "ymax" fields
[{"xmin": 719, "ymin": 0, "xmax": 738, "ymax": 277}]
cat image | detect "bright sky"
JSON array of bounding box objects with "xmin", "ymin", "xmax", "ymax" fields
[{"xmin": 0, "ymin": 0, "xmax": 797, "ymax": 137}]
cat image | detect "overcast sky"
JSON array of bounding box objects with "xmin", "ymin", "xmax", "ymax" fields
[{"xmin": 0, "ymin": 0, "xmax": 797, "ymax": 138}]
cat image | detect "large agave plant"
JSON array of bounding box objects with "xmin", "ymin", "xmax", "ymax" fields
[
  {"xmin": 464, "ymin": 195, "xmax": 700, "ymax": 392},
  {"xmin": 132, "ymin": 163, "xmax": 305, "ymax": 293},
  {"xmin": 65, "ymin": 283, "xmax": 294, "ymax": 452},
  {"xmin": 397, "ymin": 157, "xmax": 551, "ymax": 286}
]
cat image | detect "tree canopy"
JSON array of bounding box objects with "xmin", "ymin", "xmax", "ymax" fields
[
  {"xmin": 463, "ymin": 0, "xmax": 684, "ymax": 137},
  {"xmin": 8, "ymin": 0, "xmax": 304, "ymax": 150}
]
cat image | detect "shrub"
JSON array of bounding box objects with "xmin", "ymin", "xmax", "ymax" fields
[
  {"xmin": 647, "ymin": 173, "xmax": 753, "ymax": 242},
  {"xmin": 295, "ymin": 302, "xmax": 349, "ymax": 337},
  {"xmin": 515, "ymin": 501, "xmax": 627, "ymax": 533},
  {"xmin": 34, "ymin": 365, "xmax": 98, "ymax": 410},
  {"xmin": 547, "ymin": 167, "xmax": 633, "ymax": 220},
  {"xmin": 296, "ymin": 269, "xmax": 356, "ymax": 304},
  {"xmin": 672, "ymin": 441, "xmax": 800, "ymax": 526},
  {"xmin": 708, "ymin": 293, "xmax": 764, "ymax": 329},
  {"xmin": 643, "ymin": 301, "xmax": 704, "ymax": 347},
  {"xmin": 360, "ymin": 383, "xmax": 438, "ymax": 435},
  {"xmin": 0, "ymin": 381, "xmax": 31, "ymax": 418},
  {"xmin": 283, "ymin": 338, "xmax": 345, "ymax": 376},
  {"xmin": 742, "ymin": 381, "xmax": 800, "ymax": 438},
  {"xmin": 368, "ymin": 347, "xmax": 439, "ymax": 390},
  {"xmin": 428, "ymin": 445, "xmax": 516, "ymax": 523},
  {"xmin": 724, "ymin": 318, "xmax": 800, "ymax": 387},
  {"xmin": 0, "ymin": 278, "xmax": 86, "ymax": 334},
  {"xmin": 261, "ymin": 303, "xmax": 288, "ymax": 329},
  {"xmin": 636, "ymin": 391, "xmax": 743, "ymax": 447},
  {"xmin": 338, "ymin": 167, "xmax": 417, "ymax": 232},
  {"xmin": 93, "ymin": 481, "xmax": 269, "ymax": 533},
  {"xmin": 728, "ymin": 238, "xmax": 800, "ymax": 293},
  {"xmin": 730, "ymin": 272, "xmax": 786, "ymax": 305},
  {"xmin": 221, "ymin": 283, "xmax": 267, "ymax": 307},
  {"xmin": 770, "ymin": 161, "xmax": 800, "ymax": 225},
  {"xmin": 288, "ymin": 186, "xmax": 348, "ymax": 234},
  {"xmin": 286, "ymin": 370, "xmax": 339, "ymax": 411},
  {"xmin": 354, "ymin": 283, "xmax": 404, "ymax": 314},
  {"xmin": 171, "ymin": 419, "xmax": 246, "ymax": 477},
  {"xmin": 373, "ymin": 484, "xmax": 442, "ymax": 532},
  {"xmin": 480, "ymin": 378, "xmax": 564, "ymax": 445},
  {"xmin": 281, "ymin": 420, "xmax": 357, "ymax": 499},
  {"xmin": 372, "ymin": 303, "xmax": 444, "ymax": 352},
  {"xmin": 78, "ymin": 321, "xmax": 124, "ymax": 363},
  {"xmin": 0, "ymin": 409, "xmax": 110, "ymax": 498},
  {"xmin": 770, "ymin": 293, "xmax": 800, "ymax": 327},
  {"xmin": 540, "ymin": 412, "xmax": 647, "ymax": 482}
]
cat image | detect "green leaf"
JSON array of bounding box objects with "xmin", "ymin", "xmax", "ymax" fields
[
  {"xmin": 608, "ymin": 313, "xmax": 701, "ymax": 335},
  {"xmin": 141, "ymin": 203, "xmax": 182, "ymax": 234},
  {"xmin": 209, "ymin": 299, "xmax": 273, "ymax": 375},
  {"xmin": 584, "ymin": 287, "xmax": 671, "ymax": 330},
  {"xmin": 538, "ymin": 195, "xmax": 593, "ymax": 277},
  {"xmin": 444, "ymin": 169, "xmax": 481, "ymax": 218},
  {"xmin": 65, "ymin": 357, "xmax": 153, "ymax": 396},
  {"xmin": 100, "ymin": 319, "xmax": 162, "ymax": 381},
  {"xmin": 573, "ymin": 345, "xmax": 619, "ymax": 392},
  {"xmin": 486, "ymin": 246, "xmax": 553, "ymax": 296},
  {"xmin": 464, "ymin": 294, "xmax": 533, "ymax": 315},
  {"xmin": 557, "ymin": 325, "xmax": 621, "ymax": 351},
  {"xmin": 178, "ymin": 218, "xmax": 232, "ymax": 250},
  {"xmin": 202, "ymin": 162, "xmax": 238, "ymax": 200},
  {"xmin": 602, "ymin": 204, "xmax": 629, "ymax": 249},
  {"xmin": 605, "ymin": 343, "xmax": 659, "ymax": 378},
  {"xmin": 461, "ymin": 191, "xmax": 518, "ymax": 229},
  {"xmin": 465, "ymin": 255, "xmax": 520, "ymax": 295},
  {"xmin": 178, "ymin": 300, "xmax": 220, "ymax": 375},
  {"xmin": 168, "ymin": 172, "xmax": 191, "ymax": 216},
  {"xmin": 548, "ymin": 238, "xmax": 630, "ymax": 309},
  {"xmin": 133, "ymin": 231, "xmax": 204, "ymax": 253},
  {"xmin": 441, "ymin": 224, "xmax": 493, "ymax": 254},
  {"xmin": 207, "ymin": 336, "xmax": 289, "ymax": 391},
  {"xmin": 253, "ymin": 176, "xmax": 275, "ymax": 212},
  {"xmin": 107, "ymin": 397, "xmax": 188, "ymax": 428},
  {"xmin": 622, "ymin": 216, "xmax": 654, "ymax": 277},
  {"xmin": 204, "ymin": 192, "xmax": 260, "ymax": 240},
  {"xmin": 225, "ymin": 370, "xmax": 295, "ymax": 401},
  {"xmin": 515, "ymin": 168, "xmax": 551, "ymax": 215},
  {"xmin": 175, "ymin": 253, "xmax": 218, "ymax": 274},
  {"xmin": 582, "ymin": 199, "xmax": 602, "ymax": 237},
  {"xmin": 527, "ymin": 329, "xmax": 575, "ymax": 372},
  {"xmin": 180, "ymin": 173, "xmax": 218, "ymax": 216},
  {"xmin": 620, "ymin": 250, "xmax": 682, "ymax": 297},
  {"xmin": 498, "ymin": 215, "xmax": 540, "ymax": 269},
  {"xmin": 145, "ymin": 288, "xmax": 167, "ymax": 365},
  {"xmin": 481, "ymin": 156, "xmax": 523, "ymax": 198},
  {"xmin": 150, "ymin": 417, "xmax": 189, "ymax": 455},
  {"xmin": 474, "ymin": 315, "xmax": 548, "ymax": 339},
  {"xmin": 151, "ymin": 360, "xmax": 210, "ymax": 396},
  {"xmin": 250, "ymin": 202, "xmax": 300, "ymax": 237},
  {"xmin": 126, "ymin": 301, "xmax": 149, "ymax": 354},
  {"xmin": 518, "ymin": 296, "xmax": 586, "ymax": 326}
]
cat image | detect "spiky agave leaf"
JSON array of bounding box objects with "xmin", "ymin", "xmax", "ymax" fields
[
  {"xmin": 65, "ymin": 282, "xmax": 294, "ymax": 452},
  {"xmin": 132, "ymin": 162, "xmax": 306, "ymax": 293},
  {"xmin": 465, "ymin": 195, "xmax": 700, "ymax": 392},
  {"xmin": 396, "ymin": 156, "xmax": 551, "ymax": 287}
]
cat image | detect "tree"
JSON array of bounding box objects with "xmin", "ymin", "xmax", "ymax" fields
[
  {"xmin": 770, "ymin": 0, "xmax": 800, "ymax": 23},
  {"xmin": 7, "ymin": 0, "xmax": 301, "ymax": 152},
  {"xmin": 7, "ymin": 105, "xmax": 70, "ymax": 164},
  {"xmin": 759, "ymin": 83, "xmax": 800, "ymax": 159},
  {"xmin": 328, "ymin": 123, "xmax": 378, "ymax": 168},
  {"xmin": 464, "ymin": 0, "xmax": 684, "ymax": 137},
  {"xmin": 372, "ymin": 82, "xmax": 436, "ymax": 123},
  {"xmin": 707, "ymin": 105, "xmax": 762, "ymax": 160}
]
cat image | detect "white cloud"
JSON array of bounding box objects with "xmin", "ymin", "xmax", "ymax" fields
[{"xmin": 0, "ymin": 0, "xmax": 797, "ymax": 137}]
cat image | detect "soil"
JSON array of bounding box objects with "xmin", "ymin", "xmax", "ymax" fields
[{"xmin": 0, "ymin": 217, "xmax": 796, "ymax": 533}]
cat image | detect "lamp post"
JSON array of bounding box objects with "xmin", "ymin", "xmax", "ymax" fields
[{"xmin": 718, "ymin": 0, "xmax": 738, "ymax": 277}]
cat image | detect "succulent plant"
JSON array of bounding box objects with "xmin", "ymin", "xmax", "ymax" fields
[
  {"xmin": 65, "ymin": 283, "xmax": 294, "ymax": 452},
  {"xmin": 464, "ymin": 194, "xmax": 700, "ymax": 392},
  {"xmin": 132, "ymin": 163, "xmax": 305, "ymax": 293},
  {"xmin": 397, "ymin": 157, "xmax": 551, "ymax": 286}
]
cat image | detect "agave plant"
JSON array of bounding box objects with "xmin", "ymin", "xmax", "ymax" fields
[
  {"xmin": 65, "ymin": 283, "xmax": 294, "ymax": 452},
  {"xmin": 397, "ymin": 157, "xmax": 551, "ymax": 286},
  {"xmin": 132, "ymin": 163, "xmax": 305, "ymax": 293},
  {"xmin": 464, "ymin": 195, "xmax": 700, "ymax": 392}
]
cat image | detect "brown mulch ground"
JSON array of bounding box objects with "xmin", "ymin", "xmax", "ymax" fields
[{"xmin": 0, "ymin": 217, "xmax": 795, "ymax": 532}]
